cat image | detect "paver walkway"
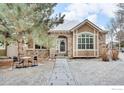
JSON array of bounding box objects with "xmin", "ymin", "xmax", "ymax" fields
[{"xmin": 48, "ymin": 58, "xmax": 77, "ymax": 85}]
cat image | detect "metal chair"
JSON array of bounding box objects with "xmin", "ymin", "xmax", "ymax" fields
[
  {"xmin": 32, "ymin": 56, "xmax": 38, "ymax": 66},
  {"xmin": 12, "ymin": 56, "xmax": 24, "ymax": 68}
]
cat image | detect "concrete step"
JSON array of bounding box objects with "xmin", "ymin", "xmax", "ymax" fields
[{"xmin": 55, "ymin": 54, "xmax": 68, "ymax": 58}]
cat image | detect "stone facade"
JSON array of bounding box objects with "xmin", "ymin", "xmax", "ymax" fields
[
  {"xmin": 49, "ymin": 32, "xmax": 73, "ymax": 58},
  {"xmin": 26, "ymin": 49, "xmax": 49, "ymax": 62},
  {"xmin": 1, "ymin": 19, "xmax": 106, "ymax": 59},
  {"xmin": 49, "ymin": 19, "xmax": 107, "ymax": 58}
]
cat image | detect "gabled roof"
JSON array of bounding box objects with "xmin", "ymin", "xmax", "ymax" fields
[
  {"xmin": 49, "ymin": 19, "xmax": 107, "ymax": 33},
  {"xmin": 49, "ymin": 20, "xmax": 79, "ymax": 32},
  {"xmin": 70, "ymin": 19, "xmax": 105, "ymax": 33}
]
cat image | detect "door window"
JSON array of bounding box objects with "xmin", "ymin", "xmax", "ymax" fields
[{"xmin": 60, "ymin": 40, "xmax": 65, "ymax": 52}]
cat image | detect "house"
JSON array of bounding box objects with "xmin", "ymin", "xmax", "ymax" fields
[
  {"xmin": 0, "ymin": 19, "xmax": 107, "ymax": 59},
  {"xmin": 48, "ymin": 19, "xmax": 107, "ymax": 58}
]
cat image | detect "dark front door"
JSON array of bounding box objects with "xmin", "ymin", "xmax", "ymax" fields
[
  {"xmin": 57, "ymin": 38, "xmax": 66, "ymax": 54},
  {"xmin": 60, "ymin": 41, "xmax": 65, "ymax": 52}
]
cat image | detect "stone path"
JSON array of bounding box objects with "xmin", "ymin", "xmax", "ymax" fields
[{"xmin": 48, "ymin": 58, "xmax": 77, "ymax": 85}]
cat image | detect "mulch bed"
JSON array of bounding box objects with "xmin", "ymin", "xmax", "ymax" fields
[{"xmin": 0, "ymin": 60, "xmax": 12, "ymax": 69}]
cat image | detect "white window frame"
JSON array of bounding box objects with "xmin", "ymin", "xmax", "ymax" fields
[
  {"xmin": 56, "ymin": 38, "xmax": 66, "ymax": 53},
  {"xmin": 77, "ymin": 32, "xmax": 94, "ymax": 51}
]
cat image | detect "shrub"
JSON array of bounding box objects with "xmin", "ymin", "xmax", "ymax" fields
[
  {"xmin": 112, "ymin": 49, "xmax": 119, "ymax": 61},
  {"xmin": 101, "ymin": 48, "xmax": 119, "ymax": 61},
  {"xmin": 101, "ymin": 48, "xmax": 109, "ymax": 61}
]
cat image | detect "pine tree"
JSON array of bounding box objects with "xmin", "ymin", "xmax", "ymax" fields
[{"xmin": 0, "ymin": 3, "xmax": 65, "ymax": 56}]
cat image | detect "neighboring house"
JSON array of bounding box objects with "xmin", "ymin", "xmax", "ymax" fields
[{"xmin": 49, "ymin": 19, "xmax": 107, "ymax": 58}]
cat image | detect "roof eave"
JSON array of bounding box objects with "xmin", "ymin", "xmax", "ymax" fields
[
  {"xmin": 48, "ymin": 30, "xmax": 71, "ymax": 33},
  {"xmin": 70, "ymin": 19, "xmax": 106, "ymax": 33}
]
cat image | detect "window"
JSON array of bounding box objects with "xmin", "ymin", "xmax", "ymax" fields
[
  {"xmin": 60, "ymin": 40, "xmax": 65, "ymax": 52},
  {"xmin": 78, "ymin": 32, "xmax": 94, "ymax": 50},
  {"xmin": 35, "ymin": 44, "xmax": 47, "ymax": 49}
]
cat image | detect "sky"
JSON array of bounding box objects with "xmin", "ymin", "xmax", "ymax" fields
[{"xmin": 52, "ymin": 3, "xmax": 118, "ymax": 30}]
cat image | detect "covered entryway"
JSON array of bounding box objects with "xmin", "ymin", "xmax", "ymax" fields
[{"xmin": 56, "ymin": 36, "xmax": 67, "ymax": 56}]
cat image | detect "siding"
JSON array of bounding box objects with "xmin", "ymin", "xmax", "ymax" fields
[{"xmin": 73, "ymin": 22, "xmax": 100, "ymax": 57}]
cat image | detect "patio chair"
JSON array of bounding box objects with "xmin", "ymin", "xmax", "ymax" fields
[
  {"xmin": 27, "ymin": 58, "xmax": 33, "ymax": 67},
  {"xmin": 12, "ymin": 56, "xmax": 24, "ymax": 68},
  {"xmin": 32, "ymin": 56, "xmax": 38, "ymax": 66}
]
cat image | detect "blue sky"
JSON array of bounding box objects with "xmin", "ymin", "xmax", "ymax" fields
[{"xmin": 53, "ymin": 3, "xmax": 117, "ymax": 30}]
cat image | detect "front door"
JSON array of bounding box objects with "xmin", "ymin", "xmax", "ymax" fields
[
  {"xmin": 60, "ymin": 40, "xmax": 66, "ymax": 53},
  {"xmin": 57, "ymin": 38, "xmax": 66, "ymax": 54}
]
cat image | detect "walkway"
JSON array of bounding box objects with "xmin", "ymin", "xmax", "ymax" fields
[{"xmin": 49, "ymin": 58, "xmax": 77, "ymax": 85}]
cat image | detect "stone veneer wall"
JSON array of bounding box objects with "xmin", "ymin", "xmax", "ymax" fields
[
  {"xmin": 99, "ymin": 33, "xmax": 106, "ymax": 57},
  {"xmin": 49, "ymin": 32, "xmax": 73, "ymax": 58},
  {"xmin": 26, "ymin": 49, "xmax": 49, "ymax": 62},
  {"xmin": 67, "ymin": 33, "xmax": 73, "ymax": 58}
]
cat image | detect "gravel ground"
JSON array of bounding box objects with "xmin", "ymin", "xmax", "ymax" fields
[
  {"xmin": 68, "ymin": 53, "xmax": 124, "ymax": 85},
  {"xmin": 0, "ymin": 61, "xmax": 54, "ymax": 85},
  {"xmin": 1, "ymin": 53, "xmax": 124, "ymax": 85}
]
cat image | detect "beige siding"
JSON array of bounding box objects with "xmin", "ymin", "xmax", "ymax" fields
[
  {"xmin": 78, "ymin": 23, "xmax": 95, "ymax": 33},
  {"xmin": 78, "ymin": 51, "xmax": 95, "ymax": 57},
  {"xmin": 72, "ymin": 22, "xmax": 103, "ymax": 57}
]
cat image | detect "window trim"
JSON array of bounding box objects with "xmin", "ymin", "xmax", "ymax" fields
[
  {"xmin": 77, "ymin": 32, "xmax": 94, "ymax": 51},
  {"xmin": 56, "ymin": 38, "xmax": 67, "ymax": 53}
]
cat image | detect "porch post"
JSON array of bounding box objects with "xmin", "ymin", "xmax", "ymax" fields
[
  {"xmin": 75, "ymin": 30, "xmax": 78, "ymax": 56},
  {"xmin": 72, "ymin": 30, "xmax": 75, "ymax": 57},
  {"xmin": 97, "ymin": 31, "xmax": 99, "ymax": 57},
  {"xmin": 94, "ymin": 29, "xmax": 96, "ymax": 57}
]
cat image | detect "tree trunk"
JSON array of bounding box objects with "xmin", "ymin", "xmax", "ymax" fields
[
  {"xmin": 17, "ymin": 32, "xmax": 23, "ymax": 58},
  {"xmin": 28, "ymin": 33, "xmax": 33, "ymax": 49},
  {"xmin": 5, "ymin": 42, "xmax": 7, "ymax": 56},
  {"xmin": 119, "ymin": 38, "xmax": 121, "ymax": 52},
  {"xmin": 5, "ymin": 40, "xmax": 7, "ymax": 56},
  {"xmin": 3, "ymin": 36, "xmax": 7, "ymax": 56}
]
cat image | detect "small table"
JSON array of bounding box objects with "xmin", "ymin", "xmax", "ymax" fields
[{"xmin": 20, "ymin": 56, "xmax": 31, "ymax": 67}]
